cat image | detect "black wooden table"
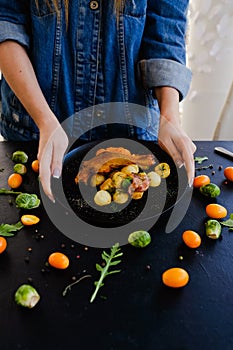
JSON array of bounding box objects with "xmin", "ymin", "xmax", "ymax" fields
[{"xmin": 0, "ymin": 140, "xmax": 233, "ymax": 350}]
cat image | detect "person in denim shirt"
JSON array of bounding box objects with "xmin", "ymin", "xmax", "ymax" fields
[{"xmin": 0, "ymin": 0, "xmax": 196, "ymax": 201}]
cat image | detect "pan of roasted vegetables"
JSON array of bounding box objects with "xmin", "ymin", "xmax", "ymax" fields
[{"xmin": 53, "ymin": 139, "xmax": 188, "ymax": 227}]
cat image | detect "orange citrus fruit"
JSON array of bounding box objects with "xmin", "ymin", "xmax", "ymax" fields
[
  {"xmin": 7, "ymin": 173, "xmax": 23, "ymax": 189},
  {"xmin": 182, "ymin": 230, "xmax": 201, "ymax": 248},
  {"xmin": 162, "ymin": 267, "xmax": 189, "ymax": 288},
  {"xmin": 205, "ymin": 203, "xmax": 227, "ymax": 219},
  {"xmin": 48, "ymin": 252, "xmax": 69, "ymax": 269}
]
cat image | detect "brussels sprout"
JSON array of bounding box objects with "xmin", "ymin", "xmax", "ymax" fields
[
  {"xmin": 199, "ymin": 183, "xmax": 220, "ymax": 198},
  {"xmin": 12, "ymin": 151, "xmax": 28, "ymax": 164},
  {"xmin": 15, "ymin": 193, "xmax": 41, "ymax": 209},
  {"xmin": 121, "ymin": 178, "xmax": 132, "ymax": 191},
  {"xmin": 13, "ymin": 164, "xmax": 27, "ymax": 175},
  {"xmin": 15, "ymin": 284, "xmax": 40, "ymax": 308},
  {"xmin": 128, "ymin": 230, "xmax": 151, "ymax": 248},
  {"xmin": 205, "ymin": 219, "xmax": 222, "ymax": 239}
]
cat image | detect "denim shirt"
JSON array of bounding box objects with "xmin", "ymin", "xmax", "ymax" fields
[{"xmin": 0, "ymin": 0, "xmax": 192, "ymax": 141}]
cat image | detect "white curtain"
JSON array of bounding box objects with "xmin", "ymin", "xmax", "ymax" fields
[{"xmin": 182, "ymin": 0, "xmax": 233, "ymax": 140}]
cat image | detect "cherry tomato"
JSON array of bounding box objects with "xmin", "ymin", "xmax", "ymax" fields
[
  {"xmin": 48, "ymin": 252, "xmax": 69, "ymax": 269},
  {"xmin": 162, "ymin": 267, "xmax": 189, "ymax": 288},
  {"xmin": 31, "ymin": 160, "xmax": 39, "ymax": 173},
  {"xmin": 205, "ymin": 203, "xmax": 227, "ymax": 219},
  {"xmin": 193, "ymin": 175, "xmax": 210, "ymax": 188},
  {"xmin": 182, "ymin": 230, "xmax": 201, "ymax": 248},
  {"xmin": 21, "ymin": 215, "xmax": 40, "ymax": 226},
  {"xmin": 7, "ymin": 173, "xmax": 23, "ymax": 189},
  {"xmin": 0, "ymin": 237, "xmax": 7, "ymax": 254},
  {"xmin": 223, "ymin": 166, "xmax": 233, "ymax": 182}
]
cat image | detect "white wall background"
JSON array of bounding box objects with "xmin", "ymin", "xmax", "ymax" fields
[{"xmin": 182, "ymin": 0, "xmax": 233, "ymax": 140}]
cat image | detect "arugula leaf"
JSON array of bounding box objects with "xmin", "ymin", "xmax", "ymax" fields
[
  {"xmin": 0, "ymin": 221, "xmax": 24, "ymax": 237},
  {"xmin": 0, "ymin": 188, "xmax": 22, "ymax": 195},
  {"xmin": 90, "ymin": 243, "xmax": 123, "ymax": 303},
  {"xmin": 220, "ymin": 214, "xmax": 233, "ymax": 228},
  {"xmin": 194, "ymin": 156, "xmax": 208, "ymax": 164}
]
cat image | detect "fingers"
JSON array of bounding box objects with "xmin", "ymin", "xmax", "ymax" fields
[
  {"xmin": 38, "ymin": 126, "xmax": 69, "ymax": 202},
  {"xmin": 158, "ymin": 123, "xmax": 196, "ymax": 187},
  {"xmin": 38, "ymin": 141, "xmax": 55, "ymax": 202},
  {"xmin": 180, "ymin": 140, "xmax": 196, "ymax": 187},
  {"xmin": 168, "ymin": 136, "xmax": 196, "ymax": 187},
  {"xmin": 158, "ymin": 139, "xmax": 182, "ymax": 168}
]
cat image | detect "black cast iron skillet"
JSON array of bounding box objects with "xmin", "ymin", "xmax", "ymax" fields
[{"xmin": 55, "ymin": 138, "xmax": 188, "ymax": 228}]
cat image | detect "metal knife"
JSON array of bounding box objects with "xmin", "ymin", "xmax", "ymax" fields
[{"xmin": 214, "ymin": 146, "xmax": 233, "ymax": 159}]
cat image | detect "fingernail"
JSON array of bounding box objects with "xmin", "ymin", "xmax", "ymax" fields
[
  {"xmin": 48, "ymin": 194, "xmax": 55, "ymax": 203},
  {"xmin": 189, "ymin": 178, "xmax": 194, "ymax": 188},
  {"xmin": 53, "ymin": 168, "xmax": 60, "ymax": 179},
  {"xmin": 176, "ymin": 160, "xmax": 184, "ymax": 168}
]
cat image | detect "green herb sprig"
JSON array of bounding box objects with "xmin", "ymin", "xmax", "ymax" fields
[
  {"xmin": 194, "ymin": 156, "xmax": 208, "ymax": 164},
  {"xmin": 0, "ymin": 188, "xmax": 22, "ymax": 195},
  {"xmin": 0, "ymin": 221, "xmax": 24, "ymax": 237},
  {"xmin": 221, "ymin": 214, "xmax": 233, "ymax": 229},
  {"xmin": 90, "ymin": 243, "xmax": 123, "ymax": 303}
]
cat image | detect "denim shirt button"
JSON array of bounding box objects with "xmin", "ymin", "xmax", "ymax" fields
[{"xmin": 89, "ymin": 1, "xmax": 99, "ymax": 10}]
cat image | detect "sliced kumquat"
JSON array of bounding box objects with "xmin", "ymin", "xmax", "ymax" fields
[
  {"xmin": 48, "ymin": 252, "xmax": 70, "ymax": 269},
  {"xmin": 193, "ymin": 174, "xmax": 210, "ymax": 188},
  {"xmin": 7, "ymin": 173, "xmax": 23, "ymax": 189},
  {"xmin": 21, "ymin": 215, "xmax": 40, "ymax": 226},
  {"xmin": 31, "ymin": 160, "xmax": 39, "ymax": 173},
  {"xmin": 162, "ymin": 267, "xmax": 189, "ymax": 288},
  {"xmin": 0, "ymin": 237, "xmax": 7, "ymax": 254},
  {"xmin": 182, "ymin": 230, "xmax": 201, "ymax": 248},
  {"xmin": 205, "ymin": 203, "xmax": 227, "ymax": 219},
  {"xmin": 223, "ymin": 166, "xmax": 233, "ymax": 182}
]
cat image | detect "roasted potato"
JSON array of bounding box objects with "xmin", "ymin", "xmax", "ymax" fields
[
  {"xmin": 100, "ymin": 178, "xmax": 115, "ymax": 192},
  {"xmin": 131, "ymin": 191, "xmax": 144, "ymax": 200},
  {"xmin": 121, "ymin": 164, "xmax": 139, "ymax": 175},
  {"xmin": 111, "ymin": 171, "xmax": 127, "ymax": 188},
  {"xmin": 147, "ymin": 171, "xmax": 161, "ymax": 187},
  {"xmin": 113, "ymin": 190, "xmax": 129, "ymax": 204},
  {"xmin": 90, "ymin": 173, "xmax": 105, "ymax": 187},
  {"xmin": 94, "ymin": 190, "xmax": 112, "ymax": 206}
]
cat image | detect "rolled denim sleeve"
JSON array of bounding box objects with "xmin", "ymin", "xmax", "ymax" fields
[
  {"xmin": 139, "ymin": 0, "xmax": 192, "ymax": 100},
  {"xmin": 0, "ymin": 1, "xmax": 30, "ymax": 48},
  {"xmin": 139, "ymin": 58, "xmax": 192, "ymax": 101}
]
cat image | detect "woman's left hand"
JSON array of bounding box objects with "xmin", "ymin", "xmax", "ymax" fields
[{"xmin": 158, "ymin": 114, "xmax": 196, "ymax": 187}]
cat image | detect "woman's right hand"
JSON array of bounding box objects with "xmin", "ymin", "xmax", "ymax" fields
[{"xmin": 37, "ymin": 119, "xmax": 69, "ymax": 202}]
